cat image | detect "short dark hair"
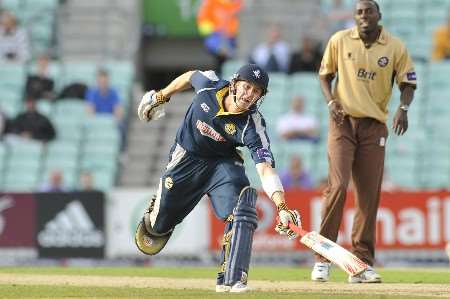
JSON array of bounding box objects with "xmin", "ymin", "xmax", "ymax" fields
[
  {"xmin": 97, "ymin": 68, "xmax": 109, "ymax": 77},
  {"xmin": 358, "ymin": 0, "xmax": 380, "ymax": 13}
]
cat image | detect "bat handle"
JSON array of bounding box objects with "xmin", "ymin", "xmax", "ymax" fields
[
  {"xmin": 276, "ymin": 216, "xmax": 308, "ymax": 237},
  {"xmin": 288, "ymin": 222, "xmax": 308, "ymax": 237}
]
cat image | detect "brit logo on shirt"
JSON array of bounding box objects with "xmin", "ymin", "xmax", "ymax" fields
[{"xmin": 407, "ymin": 71, "xmax": 416, "ymax": 81}]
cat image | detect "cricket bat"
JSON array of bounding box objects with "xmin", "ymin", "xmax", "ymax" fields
[{"xmin": 289, "ymin": 223, "xmax": 368, "ymax": 276}]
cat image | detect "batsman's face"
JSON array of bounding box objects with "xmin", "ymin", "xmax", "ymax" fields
[{"xmin": 234, "ymin": 80, "xmax": 263, "ymax": 110}]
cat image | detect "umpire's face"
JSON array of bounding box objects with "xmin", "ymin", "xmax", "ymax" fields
[
  {"xmin": 354, "ymin": 1, "xmax": 381, "ymax": 34},
  {"xmin": 233, "ymin": 80, "xmax": 263, "ymax": 111}
]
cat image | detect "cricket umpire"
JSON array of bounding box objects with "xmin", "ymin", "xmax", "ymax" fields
[
  {"xmin": 311, "ymin": 0, "xmax": 417, "ymax": 283},
  {"xmin": 134, "ymin": 64, "xmax": 300, "ymax": 292}
]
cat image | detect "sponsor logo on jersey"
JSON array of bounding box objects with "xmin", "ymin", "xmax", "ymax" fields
[
  {"xmin": 196, "ymin": 120, "xmax": 226, "ymax": 142},
  {"xmin": 224, "ymin": 123, "xmax": 236, "ymax": 135},
  {"xmin": 378, "ymin": 56, "xmax": 389, "ymax": 67},
  {"xmin": 357, "ymin": 68, "xmax": 376, "ymax": 80},
  {"xmin": 200, "ymin": 103, "xmax": 210, "ymax": 113},
  {"xmin": 407, "ymin": 71, "xmax": 416, "ymax": 81},
  {"xmin": 164, "ymin": 177, "xmax": 174, "ymax": 189},
  {"xmin": 37, "ymin": 201, "xmax": 104, "ymax": 248}
]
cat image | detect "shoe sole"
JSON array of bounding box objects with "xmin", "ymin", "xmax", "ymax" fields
[
  {"xmin": 349, "ymin": 278, "xmax": 382, "ymax": 283},
  {"xmin": 312, "ymin": 278, "xmax": 329, "ymax": 282},
  {"xmin": 230, "ymin": 288, "xmax": 249, "ymax": 293},
  {"xmin": 215, "ymin": 286, "xmax": 230, "ymax": 292}
]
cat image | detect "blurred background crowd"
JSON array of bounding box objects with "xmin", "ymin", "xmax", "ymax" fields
[
  {"xmin": 1, "ymin": 0, "xmax": 449, "ymax": 193},
  {"xmin": 0, "ymin": 0, "xmax": 449, "ymax": 266}
]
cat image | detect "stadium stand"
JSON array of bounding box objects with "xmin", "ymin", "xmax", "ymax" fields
[
  {"xmin": 1, "ymin": 0, "xmax": 449, "ymax": 192},
  {"xmin": 0, "ymin": 0, "xmax": 137, "ymax": 192}
]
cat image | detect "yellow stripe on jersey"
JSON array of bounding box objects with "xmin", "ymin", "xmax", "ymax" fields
[{"xmin": 215, "ymin": 86, "xmax": 245, "ymax": 116}]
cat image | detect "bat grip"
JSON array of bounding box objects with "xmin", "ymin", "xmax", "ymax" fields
[
  {"xmin": 276, "ymin": 216, "xmax": 308, "ymax": 237},
  {"xmin": 288, "ymin": 223, "xmax": 308, "ymax": 237}
]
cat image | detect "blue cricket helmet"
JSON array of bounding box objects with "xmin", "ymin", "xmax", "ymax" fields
[{"xmin": 232, "ymin": 64, "xmax": 269, "ymax": 95}]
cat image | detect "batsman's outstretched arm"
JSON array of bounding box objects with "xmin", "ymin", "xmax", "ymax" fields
[
  {"xmin": 159, "ymin": 70, "xmax": 196, "ymax": 99},
  {"xmin": 138, "ymin": 71, "xmax": 196, "ymax": 122},
  {"xmin": 256, "ymin": 162, "xmax": 301, "ymax": 239}
]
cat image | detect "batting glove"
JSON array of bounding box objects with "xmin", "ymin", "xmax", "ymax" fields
[
  {"xmin": 137, "ymin": 90, "xmax": 170, "ymax": 122},
  {"xmin": 275, "ymin": 203, "xmax": 301, "ymax": 240}
]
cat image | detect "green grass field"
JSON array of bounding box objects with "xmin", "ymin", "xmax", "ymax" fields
[{"xmin": 0, "ymin": 267, "xmax": 449, "ymax": 298}]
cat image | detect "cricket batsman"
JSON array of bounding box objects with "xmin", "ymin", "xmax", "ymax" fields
[{"xmin": 134, "ymin": 64, "xmax": 300, "ymax": 292}]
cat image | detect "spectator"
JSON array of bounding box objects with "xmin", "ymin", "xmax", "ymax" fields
[
  {"xmin": 7, "ymin": 99, "xmax": 56, "ymax": 142},
  {"xmin": 289, "ymin": 35, "xmax": 323, "ymax": 73},
  {"xmin": 249, "ymin": 24, "xmax": 290, "ymax": 73},
  {"xmin": 24, "ymin": 53, "xmax": 55, "ymax": 101},
  {"xmin": 0, "ymin": 10, "xmax": 30, "ymax": 63},
  {"xmin": 279, "ymin": 155, "xmax": 314, "ymax": 190},
  {"xmin": 85, "ymin": 69, "xmax": 123, "ymax": 121},
  {"xmin": 40, "ymin": 169, "xmax": 66, "ymax": 192},
  {"xmin": 432, "ymin": 10, "xmax": 450, "ymax": 61},
  {"xmin": 197, "ymin": 0, "xmax": 243, "ymax": 74},
  {"xmin": 323, "ymin": 0, "xmax": 354, "ymax": 34},
  {"xmin": 78, "ymin": 170, "xmax": 96, "ymax": 191},
  {"xmin": 277, "ymin": 95, "xmax": 319, "ymax": 142}
]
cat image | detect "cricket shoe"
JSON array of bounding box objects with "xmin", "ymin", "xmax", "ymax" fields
[
  {"xmin": 230, "ymin": 281, "xmax": 249, "ymax": 293},
  {"xmin": 215, "ymin": 282, "xmax": 248, "ymax": 293},
  {"xmin": 348, "ymin": 266, "xmax": 382, "ymax": 283},
  {"xmin": 311, "ymin": 262, "xmax": 331, "ymax": 282},
  {"xmin": 215, "ymin": 284, "xmax": 230, "ymax": 292}
]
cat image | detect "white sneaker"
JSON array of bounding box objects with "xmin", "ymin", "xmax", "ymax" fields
[
  {"xmin": 348, "ymin": 266, "xmax": 382, "ymax": 283},
  {"xmin": 215, "ymin": 285, "xmax": 230, "ymax": 292},
  {"xmin": 230, "ymin": 281, "xmax": 249, "ymax": 293},
  {"xmin": 311, "ymin": 262, "xmax": 331, "ymax": 282}
]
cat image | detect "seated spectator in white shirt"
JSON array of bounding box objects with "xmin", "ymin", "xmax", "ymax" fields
[
  {"xmin": 277, "ymin": 95, "xmax": 319, "ymax": 142},
  {"xmin": 249, "ymin": 24, "xmax": 290, "ymax": 73},
  {"xmin": 0, "ymin": 11, "xmax": 30, "ymax": 63}
]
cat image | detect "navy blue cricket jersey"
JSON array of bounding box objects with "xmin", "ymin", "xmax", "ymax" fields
[{"xmin": 174, "ymin": 70, "xmax": 275, "ymax": 167}]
